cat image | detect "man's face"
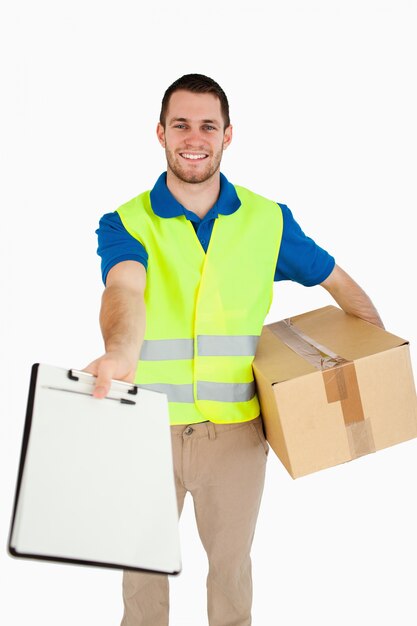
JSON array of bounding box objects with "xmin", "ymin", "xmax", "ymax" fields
[{"xmin": 156, "ymin": 90, "xmax": 232, "ymax": 184}]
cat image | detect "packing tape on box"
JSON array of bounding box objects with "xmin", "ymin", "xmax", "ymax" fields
[{"xmin": 270, "ymin": 319, "xmax": 375, "ymax": 459}]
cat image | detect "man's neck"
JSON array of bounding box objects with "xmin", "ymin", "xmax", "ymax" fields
[{"xmin": 166, "ymin": 169, "xmax": 221, "ymax": 219}]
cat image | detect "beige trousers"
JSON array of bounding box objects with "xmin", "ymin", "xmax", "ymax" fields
[{"xmin": 120, "ymin": 416, "xmax": 269, "ymax": 626}]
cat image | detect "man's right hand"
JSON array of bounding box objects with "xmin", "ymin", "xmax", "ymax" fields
[{"xmin": 83, "ymin": 351, "xmax": 138, "ymax": 399}]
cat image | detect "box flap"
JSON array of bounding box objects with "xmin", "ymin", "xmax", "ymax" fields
[
  {"xmin": 254, "ymin": 305, "xmax": 408, "ymax": 385},
  {"xmin": 253, "ymin": 326, "xmax": 317, "ymax": 384},
  {"xmin": 286, "ymin": 305, "xmax": 408, "ymax": 360}
]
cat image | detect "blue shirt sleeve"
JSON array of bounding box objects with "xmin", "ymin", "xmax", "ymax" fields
[
  {"xmin": 96, "ymin": 212, "xmax": 148, "ymax": 285},
  {"xmin": 275, "ymin": 204, "xmax": 335, "ymax": 286}
]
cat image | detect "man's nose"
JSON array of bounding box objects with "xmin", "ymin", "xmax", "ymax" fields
[{"xmin": 184, "ymin": 128, "xmax": 204, "ymax": 146}]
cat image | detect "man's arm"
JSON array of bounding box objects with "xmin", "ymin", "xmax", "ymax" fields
[
  {"xmin": 320, "ymin": 264, "xmax": 384, "ymax": 329},
  {"xmin": 84, "ymin": 260, "xmax": 146, "ymax": 398}
]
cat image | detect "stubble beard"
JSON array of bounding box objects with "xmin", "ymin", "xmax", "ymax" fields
[{"xmin": 165, "ymin": 147, "xmax": 223, "ymax": 185}]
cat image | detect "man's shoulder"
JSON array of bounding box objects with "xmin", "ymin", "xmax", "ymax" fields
[
  {"xmin": 116, "ymin": 189, "xmax": 152, "ymax": 214},
  {"xmin": 113, "ymin": 189, "xmax": 158, "ymax": 231},
  {"xmin": 233, "ymin": 183, "xmax": 284, "ymax": 215}
]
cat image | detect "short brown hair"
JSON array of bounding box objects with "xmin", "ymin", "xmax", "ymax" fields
[{"xmin": 159, "ymin": 73, "xmax": 230, "ymax": 129}]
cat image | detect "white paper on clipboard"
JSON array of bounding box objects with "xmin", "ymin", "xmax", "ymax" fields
[{"xmin": 8, "ymin": 363, "xmax": 181, "ymax": 575}]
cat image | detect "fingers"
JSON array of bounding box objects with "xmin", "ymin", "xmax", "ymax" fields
[
  {"xmin": 81, "ymin": 358, "xmax": 115, "ymax": 398},
  {"xmin": 92, "ymin": 359, "xmax": 115, "ymax": 398},
  {"xmin": 82, "ymin": 361, "xmax": 99, "ymax": 376},
  {"xmin": 83, "ymin": 353, "xmax": 137, "ymax": 399}
]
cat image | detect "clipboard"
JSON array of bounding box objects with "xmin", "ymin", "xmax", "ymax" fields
[{"xmin": 8, "ymin": 363, "xmax": 182, "ymax": 575}]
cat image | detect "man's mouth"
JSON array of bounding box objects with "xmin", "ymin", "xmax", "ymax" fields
[{"xmin": 180, "ymin": 153, "xmax": 208, "ymax": 161}]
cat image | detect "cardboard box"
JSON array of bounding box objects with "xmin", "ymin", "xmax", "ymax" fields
[{"xmin": 253, "ymin": 305, "xmax": 417, "ymax": 479}]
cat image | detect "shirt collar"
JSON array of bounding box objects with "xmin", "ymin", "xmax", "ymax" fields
[{"xmin": 149, "ymin": 171, "xmax": 241, "ymax": 222}]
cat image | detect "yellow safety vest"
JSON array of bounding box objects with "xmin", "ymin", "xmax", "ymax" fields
[{"xmin": 117, "ymin": 184, "xmax": 283, "ymax": 425}]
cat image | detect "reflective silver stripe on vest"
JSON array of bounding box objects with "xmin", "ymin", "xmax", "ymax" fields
[
  {"xmin": 138, "ymin": 383, "xmax": 194, "ymax": 403},
  {"xmin": 140, "ymin": 339, "xmax": 194, "ymax": 361},
  {"xmin": 138, "ymin": 381, "xmax": 256, "ymax": 403},
  {"xmin": 197, "ymin": 381, "xmax": 256, "ymax": 402},
  {"xmin": 140, "ymin": 335, "xmax": 259, "ymax": 360},
  {"xmin": 197, "ymin": 335, "xmax": 259, "ymax": 357}
]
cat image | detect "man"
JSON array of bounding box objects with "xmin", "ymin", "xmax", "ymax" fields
[{"xmin": 85, "ymin": 74, "xmax": 383, "ymax": 626}]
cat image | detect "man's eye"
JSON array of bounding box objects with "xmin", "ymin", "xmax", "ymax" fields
[
  {"xmin": 174, "ymin": 124, "xmax": 186, "ymax": 129},
  {"xmin": 203, "ymin": 125, "xmax": 215, "ymax": 131}
]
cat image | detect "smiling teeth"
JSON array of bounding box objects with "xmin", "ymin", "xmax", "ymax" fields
[{"xmin": 181, "ymin": 153, "xmax": 207, "ymax": 160}]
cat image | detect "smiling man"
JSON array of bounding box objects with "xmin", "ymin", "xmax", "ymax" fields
[
  {"xmin": 86, "ymin": 74, "xmax": 383, "ymax": 626},
  {"xmin": 158, "ymin": 89, "xmax": 232, "ymax": 187}
]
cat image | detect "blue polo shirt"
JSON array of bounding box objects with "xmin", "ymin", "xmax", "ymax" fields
[{"xmin": 96, "ymin": 172, "xmax": 335, "ymax": 286}]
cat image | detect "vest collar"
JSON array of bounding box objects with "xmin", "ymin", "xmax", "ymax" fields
[{"xmin": 149, "ymin": 172, "xmax": 241, "ymax": 222}]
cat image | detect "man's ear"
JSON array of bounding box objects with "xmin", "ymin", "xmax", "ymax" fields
[
  {"xmin": 223, "ymin": 124, "xmax": 233, "ymax": 150},
  {"xmin": 156, "ymin": 122, "xmax": 166, "ymax": 148}
]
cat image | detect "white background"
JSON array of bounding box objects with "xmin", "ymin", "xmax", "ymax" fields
[{"xmin": 1, "ymin": 1, "xmax": 416, "ymax": 624}]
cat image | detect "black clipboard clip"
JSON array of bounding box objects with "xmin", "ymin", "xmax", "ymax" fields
[{"xmin": 67, "ymin": 369, "xmax": 139, "ymax": 404}]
